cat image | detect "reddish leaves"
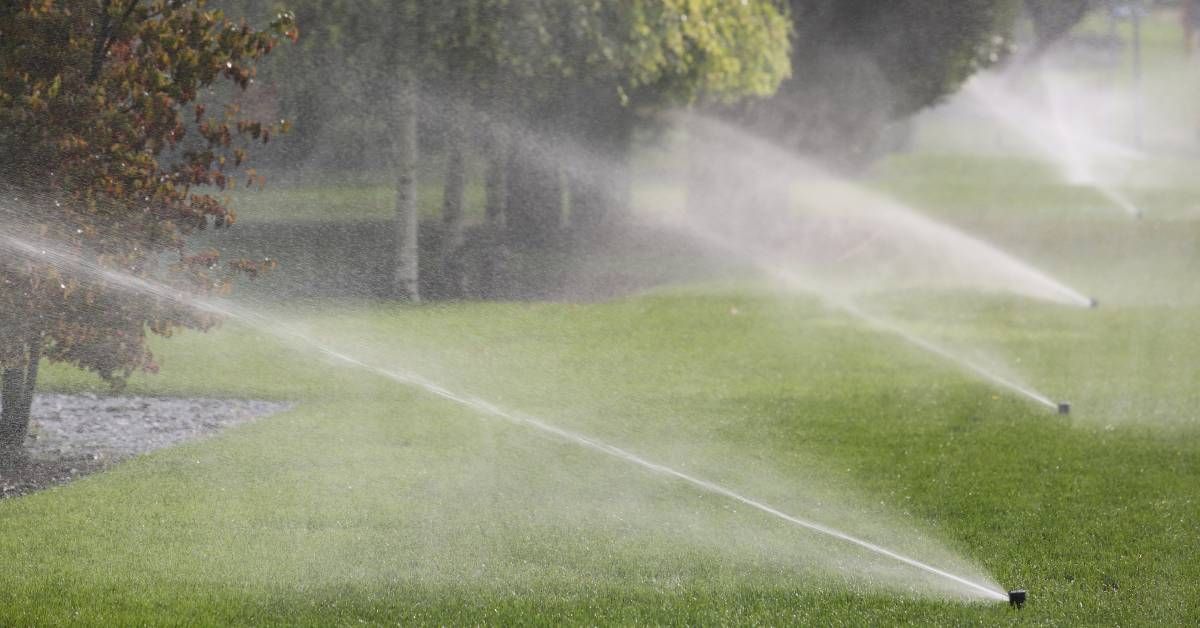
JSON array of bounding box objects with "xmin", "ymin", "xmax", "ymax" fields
[{"xmin": 0, "ymin": 1, "xmax": 296, "ymax": 386}]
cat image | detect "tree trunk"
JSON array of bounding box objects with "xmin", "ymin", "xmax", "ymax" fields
[
  {"xmin": 505, "ymin": 135, "xmax": 563, "ymax": 250},
  {"xmin": 484, "ymin": 125, "xmax": 507, "ymax": 227},
  {"xmin": 569, "ymin": 96, "xmax": 634, "ymax": 238},
  {"xmin": 0, "ymin": 368, "xmax": 26, "ymax": 458},
  {"xmin": 389, "ymin": 2, "xmax": 420, "ymax": 302},
  {"xmin": 87, "ymin": 0, "xmax": 113, "ymax": 83},
  {"xmin": 470, "ymin": 124, "xmax": 509, "ymax": 299},
  {"xmin": 0, "ymin": 335, "xmax": 42, "ymax": 467},
  {"xmin": 438, "ymin": 100, "xmax": 468, "ymax": 298}
]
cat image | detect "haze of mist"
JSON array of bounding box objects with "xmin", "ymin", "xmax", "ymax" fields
[{"xmin": 1, "ymin": 2, "xmax": 1198, "ymax": 625}]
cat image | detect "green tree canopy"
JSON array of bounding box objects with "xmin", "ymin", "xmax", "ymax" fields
[
  {"xmin": 219, "ymin": 0, "xmax": 792, "ymax": 297},
  {"xmin": 739, "ymin": 0, "xmax": 1018, "ymax": 167},
  {"xmin": 1024, "ymin": 0, "xmax": 1093, "ymax": 60}
]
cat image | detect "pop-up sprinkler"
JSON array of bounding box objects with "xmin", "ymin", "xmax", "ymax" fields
[
  {"xmin": 1008, "ymin": 589, "xmax": 1027, "ymax": 608},
  {"xmin": 1057, "ymin": 402, "xmax": 1071, "ymax": 415}
]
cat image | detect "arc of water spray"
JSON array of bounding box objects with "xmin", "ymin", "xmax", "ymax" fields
[
  {"xmin": 673, "ymin": 221, "xmax": 1063, "ymax": 413},
  {"xmin": 672, "ymin": 115, "xmax": 1087, "ymax": 412},
  {"xmin": 963, "ymin": 76, "xmax": 1144, "ymax": 218},
  {"xmin": 0, "ymin": 230, "xmax": 1008, "ymax": 602},
  {"xmin": 840, "ymin": 303, "xmax": 1059, "ymax": 411},
  {"xmin": 315, "ymin": 346, "xmax": 1010, "ymax": 602}
]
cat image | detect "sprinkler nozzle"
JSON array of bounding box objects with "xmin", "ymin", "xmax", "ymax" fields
[
  {"xmin": 1088, "ymin": 298, "xmax": 1099, "ymax": 309},
  {"xmin": 1008, "ymin": 589, "xmax": 1027, "ymax": 608},
  {"xmin": 1057, "ymin": 402, "xmax": 1071, "ymax": 415}
]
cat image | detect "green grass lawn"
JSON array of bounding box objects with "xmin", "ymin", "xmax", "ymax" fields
[
  {"xmin": 5, "ymin": 15, "xmax": 1200, "ymax": 624},
  {"xmin": 3, "ymin": 244, "xmax": 1199, "ymax": 624},
  {"xmin": 7, "ymin": 155, "xmax": 1200, "ymax": 625},
  {"xmin": 227, "ymin": 179, "xmax": 488, "ymax": 224}
]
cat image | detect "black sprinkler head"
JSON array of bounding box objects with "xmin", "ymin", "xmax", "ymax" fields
[
  {"xmin": 1088, "ymin": 298, "xmax": 1099, "ymax": 309},
  {"xmin": 1008, "ymin": 589, "xmax": 1027, "ymax": 608},
  {"xmin": 1057, "ymin": 402, "xmax": 1071, "ymax": 415}
]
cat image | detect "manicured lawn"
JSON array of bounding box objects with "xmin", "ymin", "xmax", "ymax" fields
[
  {"xmin": 3, "ymin": 254, "xmax": 1198, "ymax": 624},
  {"xmin": 4, "ymin": 20, "xmax": 1200, "ymax": 621}
]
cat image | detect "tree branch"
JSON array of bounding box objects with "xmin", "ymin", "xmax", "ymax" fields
[
  {"xmin": 87, "ymin": 0, "xmax": 114, "ymax": 84},
  {"xmin": 87, "ymin": 0, "xmax": 141, "ymax": 84}
]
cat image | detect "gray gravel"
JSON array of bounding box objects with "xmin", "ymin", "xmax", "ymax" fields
[{"xmin": 1, "ymin": 394, "xmax": 291, "ymax": 498}]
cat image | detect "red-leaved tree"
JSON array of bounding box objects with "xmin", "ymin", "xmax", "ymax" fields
[{"xmin": 0, "ymin": 0, "xmax": 296, "ymax": 465}]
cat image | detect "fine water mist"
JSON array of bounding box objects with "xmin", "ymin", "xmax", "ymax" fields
[
  {"xmin": 264, "ymin": 93, "xmax": 1090, "ymax": 416},
  {"xmin": 357, "ymin": 94, "xmax": 1090, "ymax": 416},
  {"xmin": 0, "ymin": 218, "xmax": 1009, "ymax": 603},
  {"xmin": 960, "ymin": 71, "xmax": 1145, "ymax": 218},
  {"xmin": 646, "ymin": 114, "xmax": 1088, "ymax": 411},
  {"xmin": 671, "ymin": 220, "xmax": 1063, "ymax": 412},
  {"xmin": 0, "ymin": 82, "xmax": 1084, "ymax": 604},
  {"xmin": 678, "ymin": 115, "xmax": 1095, "ymax": 307}
]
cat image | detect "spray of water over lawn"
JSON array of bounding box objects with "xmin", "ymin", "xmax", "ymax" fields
[
  {"xmin": 623, "ymin": 114, "xmax": 1089, "ymax": 412},
  {"xmin": 0, "ymin": 212, "xmax": 1010, "ymax": 602},
  {"xmin": 953, "ymin": 70, "xmax": 1146, "ymax": 218},
  {"xmin": 0, "ymin": 66, "xmax": 1110, "ymax": 605}
]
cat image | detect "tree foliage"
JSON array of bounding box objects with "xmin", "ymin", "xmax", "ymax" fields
[
  {"xmin": 738, "ymin": 0, "xmax": 1018, "ymax": 167},
  {"xmin": 1024, "ymin": 0, "xmax": 1093, "ymax": 60},
  {"xmin": 482, "ymin": 0, "xmax": 793, "ymax": 244},
  {"xmin": 0, "ymin": 0, "xmax": 294, "ymax": 457},
  {"xmin": 488, "ymin": 1, "xmax": 790, "ymax": 108},
  {"xmin": 220, "ymin": 0, "xmax": 791, "ymax": 293},
  {"xmin": 229, "ymin": 0, "xmax": 791, "ymax": 169}
]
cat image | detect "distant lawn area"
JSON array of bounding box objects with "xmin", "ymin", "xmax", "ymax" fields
[{"xmin": 228, "ymin": 179, "xmax": 485, "ymax": 224}]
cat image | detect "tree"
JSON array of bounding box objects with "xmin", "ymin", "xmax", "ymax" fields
[
  {"xmin": 736, "ymin": 0, "xmax": 1019, "ymax": 168},
  {"xmin": 386, "ymin": 1, "xmax": 422, "ymax": 301},
  {"xmin": 0, "ymin": 0, "xmax": 294, "ymax": 465},
  {"xmin": 1024, "ymin": 0, "xmax": 1093, "ymax": 61},
  {"xmin": 230, "ymin": 0, "xmax": 467, "ymax": 301},
  {"xmin": 229, "ymin": 0, "xmax": 790, "ymax": 297},
  {"xmin": 492, "ymin": 0, "xmax": 792, "ymax": 248}
]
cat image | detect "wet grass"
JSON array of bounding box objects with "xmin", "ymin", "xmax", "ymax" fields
[
  {"xmin": 227, "ymin": 179, "xmax": 487, "ymax": 224},
  {"xmin": 3, "ymin": 260, "xmax": 1199, "ymax": 624},
  {"xmin": 5, "ymin": 57, "xmax": 1200, "ymax": 625}
]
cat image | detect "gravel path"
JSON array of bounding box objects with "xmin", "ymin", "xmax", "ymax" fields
[{"xmin": 1, "ymin": 394, "xmax": 291, "ymax": 498}]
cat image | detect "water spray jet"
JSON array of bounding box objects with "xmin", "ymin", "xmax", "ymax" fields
[
  {"xmin": 669, "ymin": 215, "xmax": 1070, "ymax": 416},
  {"xmin": 963, "ymin": 75, "xmax": 1147, "ymax": 220},
  {"xmin": 663, "ymin": 116, "xmax": 1092, "ymax": 415},
  {"xmin": 0, "ymin": 227, "xmax": 1011, "ymax": 603}
]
